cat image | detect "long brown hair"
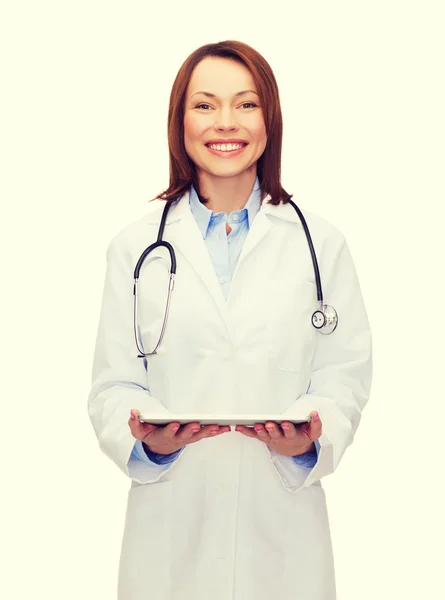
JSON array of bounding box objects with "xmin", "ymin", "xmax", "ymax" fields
[{"xmin": 150, "ymin": 40, "xmax": 292, "ymax": 207}]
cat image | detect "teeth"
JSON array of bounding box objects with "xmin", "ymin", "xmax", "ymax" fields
[{"xmin": 208, "ymin": 143, "xmax": 245, "ymax": 151}]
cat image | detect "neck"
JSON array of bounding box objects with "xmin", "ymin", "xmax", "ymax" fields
[{"xmin": 197, "ymin": 168, "xmax": 257, "ymax": 214}]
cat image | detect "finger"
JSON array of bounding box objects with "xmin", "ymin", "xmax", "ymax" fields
[
  {"xmin": 197, "ymin": 424, "xmax": 221, "ymax": 438},
  {"xmin": 162, "ymin": 422, "xmax": 182, "ymax": 439},
  {"xmin": 309, "ymin": 411, "xmax": 323, "ymax": 440},
  {"xmin": 128, "ymin": 409, "xmax": 141, "ymax": 438},
  {"xmin": 254, "ymin": 424, "xmax": 270, "ymax": 442},
  {"xmin": 235, "ymin": 425, "xmax": 258, "ymax": 439},
  {"xmin": 280, "ymin": 421, "xmax": 298, "ymax": 440},
  {"xmin": 179, "ymin": 422, "xmax": 202, "ymax": 441},
  {"xmin": 213, "ymin": 428, "xmax": 231, "ymax": 436},
  {"xmin": 128, "ymin": 409, "xmax": 157, "ymax": 439},
  {"xmin": 200, "ymin": 425, "xmax": 231, "ymax": 437},
  {"xmin": 265, "ymin": 421, "xmax": 282, "ymax": 440},
  {"xmin": 129, "ymin": 408, "xmax": 157, "ymax": 430}
]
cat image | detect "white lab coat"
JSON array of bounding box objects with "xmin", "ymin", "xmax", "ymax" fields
[{"xmin": 88, "ymin": 188, "xmax": 372, "ymax": 600}]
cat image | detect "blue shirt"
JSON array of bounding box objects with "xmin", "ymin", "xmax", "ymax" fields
[{"xmin": 131, "ymin": 176, "xmax": 320, "ymax": 467}]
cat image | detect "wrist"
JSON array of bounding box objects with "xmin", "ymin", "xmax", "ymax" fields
[
  {"xmin": 295, "ymin": 441, "xmax": 316, "ymax": 455},
  {"xmin": 142, "ymin": 441, "xmax": 152, "ymax": 454},
  {"xmin": 142, "ymin": 441, "xmax": 163, "ymax": 455},
  {"xmin": 142, "ymin": 441, "xmax": 180, "ymax": 456}
]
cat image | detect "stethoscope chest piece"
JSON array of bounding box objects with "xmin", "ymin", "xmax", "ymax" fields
[{"xmin": 311, "ymin": 304, "xmax": 338, "ymax": 335}]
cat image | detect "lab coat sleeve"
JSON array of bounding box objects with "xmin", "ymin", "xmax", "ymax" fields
[
  {"xmin": 87, "ymin": 233, "xmax": 186, "ymax": 484},
  {"xmin": 268, "ymin": 234, "xmax": 372, "ymax": 491}
]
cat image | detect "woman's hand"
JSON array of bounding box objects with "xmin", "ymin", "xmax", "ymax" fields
[
  {"xmin": 128, "ymin": 408, "xmax": 231, "ymax": 455},
  {"xmin": 235, "ymin": 411, "xmax": 322, "ymax": 457}
]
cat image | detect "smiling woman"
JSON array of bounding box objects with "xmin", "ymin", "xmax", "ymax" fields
[
  {"xmin": 182, "ymin": 57, "xmax": 268, "ymax": 212},
  {"xmin": 87, "ymin": 39, "xmax": 373, "ymax": 600},
  {"xmin": 152, "ymin": 41, "xmax": 292, "ymax": 213},
  {"xmin": 184, "ymin": 70, "xmax": 265, "ymax": 174}
]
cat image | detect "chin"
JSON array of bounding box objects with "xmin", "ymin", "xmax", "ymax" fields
[{"xmin": 205, "ymin": 166, "xmax": 249, "ymax": 178}]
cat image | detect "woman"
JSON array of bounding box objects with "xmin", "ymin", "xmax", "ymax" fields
[{"xmin": 88, "ymin": 40, "xmax": 372, "ymax": 600}]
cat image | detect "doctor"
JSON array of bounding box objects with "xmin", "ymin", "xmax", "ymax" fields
[{"xmin": 88, "ymin": 40, "xmax": 372, "ymax": 600}]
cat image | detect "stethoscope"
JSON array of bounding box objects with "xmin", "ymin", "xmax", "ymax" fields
[{"xmin": 133, "ymin": 196, "xmax": 338, "ymax": 358}]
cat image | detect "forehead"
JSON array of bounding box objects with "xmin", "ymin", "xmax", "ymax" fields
[{"xmin": 186, "ymin": 57, "xmax": 257, "ymax": 98}]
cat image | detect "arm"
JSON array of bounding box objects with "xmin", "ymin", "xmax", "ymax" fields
[
  {"xmin": 87, "ymin": 234, "xmax": 184, "ymax": 484},
  {"xmin": 268, "ymin": 234, "xmax": 373, "ymax": 491}
]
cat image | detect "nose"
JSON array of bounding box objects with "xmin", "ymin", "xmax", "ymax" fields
[{"xmin": 214, "ymin": 106, "xmax": 239, "ymax": 131}]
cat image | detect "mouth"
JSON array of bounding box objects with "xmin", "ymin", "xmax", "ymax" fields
[{"xmin": 204, "ymin": 142, "xmax": 249, "ymax": 158}]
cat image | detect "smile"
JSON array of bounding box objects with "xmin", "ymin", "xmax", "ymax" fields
[{"xmin": 205, "ymin": 143, "xmax": 248, "ymax": 158}]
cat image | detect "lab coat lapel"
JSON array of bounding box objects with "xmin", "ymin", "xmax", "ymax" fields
[
  {"xmin": 229, "ymin": 194, "xmax": 299, "ymax": 289},
  {"xmin": 229, "ymin": 197, "xmax": 273, "ymax": 286},
  {"xmin": 163, "ymin": 190, "xmax": 230, "ymax": 329},
  {"xmin": 149, "ymin": 190, "xmax": 292, "ymax": 329}
]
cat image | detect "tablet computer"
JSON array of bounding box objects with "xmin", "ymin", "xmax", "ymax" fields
[{"xmin": 137, "ymin": 414, "xmax": 312, "ymax": 426}]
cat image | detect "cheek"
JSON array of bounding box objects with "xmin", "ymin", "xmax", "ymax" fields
[
  {"xmin": 184, "ymin": 116, "xmax": 201, "ymax": 160},
  {"xmin": 183, "ymin": 113, "xmax": 204, "ymax": 144},
  {"xmin": 250, "ymin": 117, "xmax": 267, "ymax": 146}
]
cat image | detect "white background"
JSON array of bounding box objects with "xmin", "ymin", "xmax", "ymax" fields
[{"xmin": 1, "ymin": 1, "xmax": 444, "ymax": 598}]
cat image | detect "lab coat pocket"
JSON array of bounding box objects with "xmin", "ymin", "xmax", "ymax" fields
[{"xmin": 268, "ymin": 279, "xmax": 317, "ymax": 373}]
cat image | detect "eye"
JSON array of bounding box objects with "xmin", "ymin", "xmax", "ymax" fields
[{"xmin": 195, "ymin": 102, "xmax": 258, "ymax": 110}]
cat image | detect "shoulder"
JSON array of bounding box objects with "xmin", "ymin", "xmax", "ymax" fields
[
  {"xmin": 301, "ymin": 206, "xmax": 345, "ymax": 244},
  {"xmin": 277, "ymin": 200, "xmax": 347, "ymax": 252},
  {"xmin": 294, "ymin": 205, "xmax": 361, "ymax": 277}
]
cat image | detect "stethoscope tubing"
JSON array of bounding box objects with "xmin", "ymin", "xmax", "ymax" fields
[
  {"xmin": 133, "ymin": 204, "xmax": 176, "ymax": 357},
  {"xmin": 133, "ymin": 196, "xmax": 336, "ymax": 357},
  {"xmin": 287, "ymin": 199, "xmax": 323, "ymax": 304}
]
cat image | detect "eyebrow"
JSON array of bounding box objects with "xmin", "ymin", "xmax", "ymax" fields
[{"xmin": 190, "ymin": 90, "xmax": 259, "ymax": 99}]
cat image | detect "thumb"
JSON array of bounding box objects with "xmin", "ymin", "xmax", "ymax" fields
[
  {"xmin": 128, "ymin": 408, "xmax": 156, "ymax": 439},
  {"xmin": 309, "ymin": 411, "xmax": 322, "ymax": 440}
]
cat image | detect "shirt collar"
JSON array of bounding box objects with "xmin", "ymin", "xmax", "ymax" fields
[{"xmin": 189, "ymin": 176, "xmax": 262, "ymax": 239}]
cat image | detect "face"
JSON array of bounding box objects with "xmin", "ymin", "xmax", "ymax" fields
[{"xmin": 183, "ymin": 57, "xmax": 267, "ymax": 180}]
